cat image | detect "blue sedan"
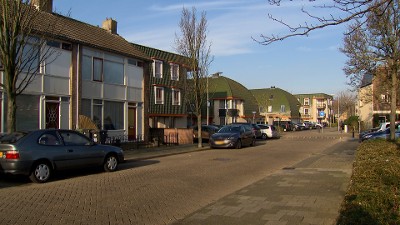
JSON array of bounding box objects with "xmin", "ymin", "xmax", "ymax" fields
[{"xmin": 0, "ymin": 129, "xmax": 124, "ymax": 183}]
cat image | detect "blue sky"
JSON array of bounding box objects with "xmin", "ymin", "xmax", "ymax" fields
[{"xmin": 54, "ymin": 0, "xmax": 350, "ymax": 95}]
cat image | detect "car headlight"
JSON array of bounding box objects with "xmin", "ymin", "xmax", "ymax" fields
[{"xmin": 364, "ymin": 135, "xmax": 372, "ymax": 139}]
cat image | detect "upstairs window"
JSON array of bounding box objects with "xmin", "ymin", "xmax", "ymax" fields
[
  {"xmin": 155, "ymin": 87, "xmax": 164, "ymax": 104},
  {"xmin": 153, "ymin": 60, "xmax": 163, "ymax": 78},
  {"xmin": 280, "ymin": 105, "xmax": 286, "ymax": 112},
  {"xmin": 170, "ymin": 63, "xmax": 179, "ymax": 81},
  {"xmin": 93, "ymin": 58, "xmax": 103, "ymax": 82},
  {"xmin": 172, "ymin": 89, "xmax": 181, "ymax": 105},
  {"xmin": 304, "ymin": 98, "xmax": 310, "ymax": 106}
]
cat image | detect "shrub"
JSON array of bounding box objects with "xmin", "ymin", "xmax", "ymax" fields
[{"xmin": 337, "ymin": 140, "xmax": 400, "ymax": 225}]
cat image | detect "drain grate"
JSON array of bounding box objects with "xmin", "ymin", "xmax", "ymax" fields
[{"xmin": 282, "ymin": 167, "xmax": 296, "ymax": 170}]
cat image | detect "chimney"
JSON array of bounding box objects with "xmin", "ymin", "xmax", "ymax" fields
[
  {"xmin": 102, "ymin": 18, "xmax": 118, "ymax": 34},
  {"xmin": 31, "ymin": 0, "xmax": 53, "ymax": 13}
]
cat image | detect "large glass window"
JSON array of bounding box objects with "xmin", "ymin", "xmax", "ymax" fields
[
  {"xmin": 93, "ymin": 99, "xmax": 103, "ymax": 129},
  {"xmin": 81, "ymin": 98, "xmax": 91, "ymax": 118},
  {"xmin": 20, "ymin": 43, "xmax": 40, "ymax": 73},
  {"xmin": 104, "ymin": 60, "xmax": 124, "ymax": 85},
  {"xmin": 82, "ymin": 56, "xmax": 92, "ymax": 80},
  {"xmin": 104, "ymin": 101, "xmax": 123, "ymax": 130},
  {"xmin": 93, "ymin": 58, "xmax": 103, "ymax": 81},
  {"xmin": 16, "ymin": 95, "xmax": 39, "ymax": 131}
]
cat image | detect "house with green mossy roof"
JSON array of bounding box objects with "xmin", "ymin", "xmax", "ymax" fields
[
  {"xmin": 132, "ymin": 43, "xmax": 191, "ymax": 128},
  {"xmin": 207, "ymin": 74, "xmax": 261, "ymax": 125},
  {"xmin": 250, "ymin": 87, "xmax": 301, "ymax": 124},
  {"xmin": 295, "ymin": 93, "xmax": 333, "ymax": 124}
]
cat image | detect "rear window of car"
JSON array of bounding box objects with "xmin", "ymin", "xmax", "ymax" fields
[{"xmin": 0, "ymin": 132, "xmax": 28, "ymax": 144}]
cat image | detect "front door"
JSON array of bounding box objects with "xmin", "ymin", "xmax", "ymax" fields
[
  {"xmin": 46, "ymin": 101, "xmax": 59, "ymax": 129},
  {"xmin": 128, "ymin": 107, "xmax": 136, "ymax": 140}
]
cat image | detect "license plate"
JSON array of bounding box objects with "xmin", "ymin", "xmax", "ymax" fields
[{"xmin": 215, "ymin": 140, "xmax": 225, "ymax": 145}]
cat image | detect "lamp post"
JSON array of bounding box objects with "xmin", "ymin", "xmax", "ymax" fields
[{"xmin": 337, "ymin": 96, "xmax": 340, "ymax": 132}]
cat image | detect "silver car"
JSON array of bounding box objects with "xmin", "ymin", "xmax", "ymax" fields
[{"xmin": 0, "ymin": 129, "xmax": 124, "ymax": 183}]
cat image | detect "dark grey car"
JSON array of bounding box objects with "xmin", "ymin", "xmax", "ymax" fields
[
  {"xmin": 0, "ymin": 129, "xmax": 124, "ymax": 183},
  {"xmin": 209, "ymin": 124, "xmax": 255, "ymax": 149}
]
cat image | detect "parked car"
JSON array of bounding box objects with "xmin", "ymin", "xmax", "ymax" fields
[
  {"xmin": 231, "ymin": 123, "xmax": 262, "ymax": 139},
  {"xmin": 209, "ymin": 124, "xmax": 256, "ymax": 149},
  {"xmin": 273, "ymin": 121, "xmax": 295, "ymax": 131},
  {"xmin": 360, "ymin": 128, "xmax": 400, "ymax": 142},
  {"xmin": 293, "ymin": 123, "xmax": 306, "ymax": 131},
  {"xmin": 258, "ymin": 124, "xmax": 280, "ymax": 139},
  {"xmin": 193, "ymin": 125, "xmax": 220, "ymax": 142},
  {"xmin": 359, "ymin": 121, "xmax": 400, "ymax": 141},
  {"xmin": 0, "ymin": 129, "xmax": 124, "ymax": 183}
]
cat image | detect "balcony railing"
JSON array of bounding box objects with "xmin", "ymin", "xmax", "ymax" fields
[{"xmin": 316, "ymin": 104, "xmax": 326, "ymax": 109}]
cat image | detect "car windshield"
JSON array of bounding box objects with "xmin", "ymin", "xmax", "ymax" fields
[
  {"xmin": 219, "ymin": 126, "xmax": 241, "ymax": 133},
  {"xmin": 0, "ymin": 132, "xmax": 28, "ymax": 144}
]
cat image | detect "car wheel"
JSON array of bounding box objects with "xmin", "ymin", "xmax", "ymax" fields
[
  {"xmin": 104, "ymin": 154, "xmax": 118, "ymax": 172},
  {"xmin": 251, "ymin": 138, "xmax": 256, "ymax": 146},
  {"xmin": 235, "ymin": 140, "xmax": 242, "ymax": 149},
  {"xmin": 262, "ymin": 133, "xmax": 267, "ymax": 140},
  {"xmin": 29, "ymin": 161, "xmax": 51, "ymax": 183}
]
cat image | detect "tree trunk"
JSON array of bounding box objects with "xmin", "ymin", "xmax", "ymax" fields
[
  {"xmin": 389, "ymin": 68, "xmax": 397, "ymax": 140},
  {"xmin": 6, "ymin": 94, "xmax": 17, "ymax": 133},
  {"xmin": 197, "ymin": 113, "xmax": 202, "ymax": 148}
]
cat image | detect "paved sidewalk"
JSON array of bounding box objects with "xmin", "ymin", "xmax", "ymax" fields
[
  {"xmin": 173, "ymin": 134, "xmax": 358, "ymax": 225},
  {"xmin": 121, "ymin": 129, "xmax": 358, "ymax": 225}
]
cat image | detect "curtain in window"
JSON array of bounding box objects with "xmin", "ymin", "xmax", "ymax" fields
[
  {"xmin": 16, "ymin": 95, "xmax": 39, "ymax": 131},
  {"xmin": 104, "ymin": 101, "xmax": 123, "ymax": 130}
]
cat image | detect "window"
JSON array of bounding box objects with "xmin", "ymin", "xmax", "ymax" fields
[
  {"xmin": 93, "ymin": 58, "xmax": 103, "ymax": 81},
  {"xmin": 153, "ymin": 60, "xmax": 163, "ymax": 78},
  {"xmin": 172, "ymin": 89, "xmax": 181, "ymax": 105},
  {"xmin": 304, "ymin": 108, "xmax": 309, "ymax": 115},
  {"xmin": 59, "ymin": 131, "xmax": 91, "ymax": 146},
  {"xmin": 38, "ymin": 133, "xmax": 60, "ymax": 146},
  {"xmin": 155, "ymin": 87, "xmax": 164, "ymax": 104},
  {"xmin": 93, "ymin": 99, "xmax": 103, "ymax": 129},
  {"xmin": 381, "ymin": 94, "xmax": 390, "ymax": 103},
  {"xmin": 170, "ymin": 63, "xmax": 179, "ymax": 80},
  {"xmin": 267, "ymin": 105, "xmax": 273, "ymax": 113},
  {"xmin": 16, "ymin": 94, "xmax": 39, "ymax": 131},
  {"xmin": 20, "ymin": 43, "xmax": 40, "ymax": 72},
  {"xmin": 304, "ymin": 98, "xmax": 310, "ymax": 106},
  {"xmin": 104, "ymin": 101, "xmax": 124, "ymax": 130},
  {"xmin": 104, "ymin": 60, "xmax": 124, "ymax": 85},
  {"xmin": 47, "ymin": 40, "xmax": 72, "ymax": 51},
  {"xmin": 280, "ymin": 105, "xmax": 285, "ymax": 112}
]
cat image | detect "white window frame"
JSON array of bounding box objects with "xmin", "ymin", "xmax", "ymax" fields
[
  {"xmin": 304, "ymin": 108, "xmax": 309, "ymax": 115},
  {"xmin": 170, "ymin": 63, "xmax": 179, "ymax": 81},
  {"xmin": 172, "ymin": 88, "xmax": 181, "ymax": 105},
  {"xmin": 154, "ymin": 86, "xmax": 164, "ymax": 104},
  {"xmin": 304, "ymin": 98, "xmax": 310, "ymax": 106},
  {"xmin": 153, "ymin": 60, "xmax": 163, "ymax": 78}
]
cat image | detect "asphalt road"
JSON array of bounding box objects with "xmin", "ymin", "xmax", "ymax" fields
[{"xmin": 0, "ymin": 129, "xmax": 356, "ymax": 225}]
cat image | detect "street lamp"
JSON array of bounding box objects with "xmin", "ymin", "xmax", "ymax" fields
[{"xmin": 337, "ymin": 96, "xmax": 340, "ymax": 132}]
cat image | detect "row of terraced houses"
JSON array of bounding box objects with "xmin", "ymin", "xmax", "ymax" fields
[{"xmin": 0, "ymin": 0, "xmax": 335, "ymax": 144}]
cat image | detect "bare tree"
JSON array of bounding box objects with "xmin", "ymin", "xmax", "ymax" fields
[
  {"xmin": 175, "ymin": 7, "xmax": 213, "ymax": 148},
  {"xmin": 258, "ymin": 0, "xmax": 395, "ymax": 45},
  {"xmin": 340, "ymin": 1, "xmax": 400, "ymax": 140},
  {"xmin": 334, "ymin": 91, "xmax": 357, "ymax": 120},
  {"xmin": 0, "ymin": 0, "xmax": 61, "ymax": 132}
]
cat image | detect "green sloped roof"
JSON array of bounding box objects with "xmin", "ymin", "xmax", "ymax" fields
[
  {"xmin": 208, "ymin": 76, "xmax": 259, "ymax": 117},
  {"xmin": 131, "ymin": 43, "xmax": 191, "ymax": 66},
  {"xmin": 250, "ymin": 87, "xmax": 301, "ymax": 118}
]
